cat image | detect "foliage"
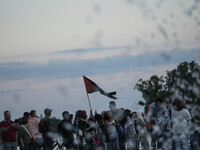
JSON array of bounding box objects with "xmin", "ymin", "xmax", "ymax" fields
[{"xmin": 135, "ymin": 61, "xmax": 200, "ymax": 105}]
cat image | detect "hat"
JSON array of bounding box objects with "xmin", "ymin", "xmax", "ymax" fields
[{"xmin": 44, "ymin": 108, "xmax": 52, "ymax": 115}]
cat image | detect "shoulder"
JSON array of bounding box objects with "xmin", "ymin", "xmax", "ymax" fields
[
  {"xmin": 19, "ymin": 125, "xmax": 25, "ymax": 131},
  {"xmin": 29, "ymin": 118, "xmax": 35, "ymax": 124},
  {"xmin": 0, "ymin": 120, "xmax": 7, "ymax": 127},
  {"xmin": 0, "ymin": 120, "xmax": 3, "ymax": 127},
  {"xmin": 182, "ymin": 109, "xmax": 191, "ymax": 116}
]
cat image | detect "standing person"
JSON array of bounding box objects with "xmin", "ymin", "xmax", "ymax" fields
[
  {"xmin": 74, "ymin": 110, "xmax": 82, "ymax": 150},
  {"xmin": 19, "ymin": 117, "xmax": 35, "ymax": 150},
  {"xmin": 131, "ymin": 112, "xmax": 139, "ymax": 150},
  {"xmin": 172, "ymin": 98, "xmax": 191, "ymax": 150},
  {"xmin": 137, "ymin": 111, "xmax": 149, "ymax": 150},
  {"xmin": 109, "ymin": 101, "xmax": 125, "ymax": 150},
  {"xmin": 123, "ymin": 109, "xmax": 137, "ymax": 150},
  {"xmin": 28, "ymin": 110, "xmax": 43, "ymax": 150},
  {"xmin": 78, "ymin": 110, "xmax": 95, "ymax": 150},
  {"xmin": 104, "ymin": 111, "xmax": 120, "ymax": 150},
  {"xmin": 0, "ymin": 111, "xmax": 18, "ymax": 150},
  {"xmin": 95, "ymin": 111, "xmax": 107, "ymax": 150},
  {"xmin": 190, "ymin": 100, "xmax": 200, "ymax": 150},
  {"xmin": 151, "ymin": 98, "xmax": 171, "ymax": 150},
  {"xmin": 39, "ymin": 108, "xmax": 55, "ymax": 150},
  {"xmin": 57, "ymin": 111, "xmax": 75, "ymax": 150}
]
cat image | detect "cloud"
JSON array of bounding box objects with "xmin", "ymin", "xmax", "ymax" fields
[
  {"xmin": 53, "ymin": 46, "xmax": 132, "ymax": 54},
  {"xmin": 0, "ymin": 48, "xmax": 199, "ymax": 81},
  {"xmin": 0, "ymin": 89, "xmax": 26, "ymax": 94}
]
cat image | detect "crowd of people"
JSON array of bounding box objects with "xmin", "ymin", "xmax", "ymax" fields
[{"xmin": 0, "ymin": 98, "xmax": 200, "ymax": 150}]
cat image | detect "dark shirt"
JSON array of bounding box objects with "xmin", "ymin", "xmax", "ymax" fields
[
  {"xmin": 57, "ymin": 120, "xmax": 75, "ymax": 148},
  {"xmin": 19, "ymin": 125, "xmax": 31, "ymax": 144},
  {"xmin": 41, "ymin": 117, "xmax": 54, "ymax": 134}
]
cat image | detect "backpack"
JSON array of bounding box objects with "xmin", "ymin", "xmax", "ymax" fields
[{"xmin": 38, "ymin": 119, "xmax": 47, "ymax": 133}]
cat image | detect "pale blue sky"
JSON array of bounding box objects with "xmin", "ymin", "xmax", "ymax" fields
[{"xmin": 0, "ymin": 0, "xmax": 200, "ymax": 119}]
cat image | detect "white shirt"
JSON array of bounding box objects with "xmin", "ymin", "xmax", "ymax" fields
[{"xmin": 172, "ymin": 109, "xmax": 191, "ymax": 134}]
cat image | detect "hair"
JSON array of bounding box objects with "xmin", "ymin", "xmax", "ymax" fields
[
  {"xmin": 124, "ymin": 109, "xmax": 131, "ymax": 117},
  {"xmin": 104, "ymin": 111, "xmax": 112, "ymax": 121},
  {"xmin": 62, "ymin": 111, "xmax": 70, "ymax": 120},
  {"xmin": 172, "ymin": 97, "xmax": 182, "ymax": 107},
  {"xmin": 62, "ymin": 111, "xmax": 69, "ymax": 116},
  {"xmin": 80, "ymin": 110, "xmax": 87, "ymax": 120},
  {"xmin": 176, "ymin": 99, "xmax": 185, "ymax": 111},
  {"xmin": 88, "ymin": 117, "xmax": 95, "ymax": 122},
  {"xmin": 95, "ymin": 113, "xmax": 106, "ymax": 131},
  {"xmin": 4, "ymin": 110, "xmax": 10, "ymax": 116},
  {"xmin": 109, "ymin": 101, "xmax": 116, "ymax": 106},
  {"xmin": 23, "ymin": 112, "xmax": 30, "ymax": 118},
  {"xmin": 74, "ymin": 110, "xmax": 82, "ymax": 127},
  {"xmin": 132, "ymin": 111, "xmax": 137, "ymax": 115},
  {"xmin": 30, "ymin": 110, "xmax": 36, "ymax": 117},
  {"xmin": 155, "ymin": 97, "xmax": 165, "ymax": 105},
  {"xmin": 20, "ymin": 117, "xmax": 29, "ymax": 125}
]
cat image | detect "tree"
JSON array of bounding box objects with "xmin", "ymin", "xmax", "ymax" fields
[
  {"xmin": 166, "ymin": 61, "xmax": 200, "ymax": 103},
  {"xmin": 134, "ymin": 61, "xmax": 200, "ymax": 105},
  {"xmin": 134, "ymin": 75, "xmax": 169, "ymax": 105}
]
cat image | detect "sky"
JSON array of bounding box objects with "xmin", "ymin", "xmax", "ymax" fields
[{"xmin": 0, "ymin": 0, "xmax": 200, "ymax": 120}]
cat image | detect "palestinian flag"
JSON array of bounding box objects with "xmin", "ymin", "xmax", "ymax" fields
[{"xmin": 83, "ymin": 76, "xmax": 117, "ymax": 100}]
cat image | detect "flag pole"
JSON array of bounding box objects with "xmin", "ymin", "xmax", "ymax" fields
[
  {"xmin": 83, "ymin": 76, "xmax": 92, "ymax": 111},
  {"xmin": 86, "ymin": 93, "xmax": 92, "ymax": 112}
]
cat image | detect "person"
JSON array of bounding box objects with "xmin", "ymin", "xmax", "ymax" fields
[
  {"xmin": 78, "ymin": 110, "xmax": 95, "ymax": 150},
  {"xmin": 73, "ymin": 110, "xmax": 82, "ymax": 150},
  {"xmin": 57, "ymin": 111, "xmax": 75, "ymax": 149},
  {"xmin": 0, "ymin": 111, "xmax": 18, "ymax": 150},
  {"xmin": 172, "ymin": 98, "xmax": 191, "ymax": 150},
  {"xmin": 123, "ymin": 109, "xmax": 137, "ymax": 150},
  {"xmin": 19, "ymin": 117, "xmax": 34, "ymax": 150},
  {"xmin": 39, "ymin": 108, "xmax": 55, "ymax": 150},
  {"xmin": 131, "ymin": 112, "xmax": 139, "ymax": 150},
  {"xmin": 151, "ymin": 98, "xmax": 171, "ymax": 150},
  {"xmin": 190, "ymin": 100, "xmax": 200, "ymax": 150},
  {"xmin": 28, "ymin": 110, "xmax": 43, "ymax": 150},
  {"xmin": 109, "ymin": 101, "xmax": 125, "ymax": 150},
  {"xmin": 87, "ymin": 117, "xmax": 98, "ymax": 148},
  {"xmin": 136, "ymin": 111, "xmax": 149, "ymax": 150},
  {"xmin": 95, "ymin": 111, "xmax": 107, "ymax": 150},
  {"xmin": 104, "ymin": 111, "xmax": 120, "ymax": 150}
]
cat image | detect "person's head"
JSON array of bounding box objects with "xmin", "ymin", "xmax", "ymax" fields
[
  {"xmin": 104, "ymin": 111, "xmax": 112, "ymax": 121},
  {"xmin": 109, "ymin": 101, "xmax": 116, "ymax": 111},
  {"xmin": 172, "ymin": 96, "xmax": 182, "ymax": 108},
  {"xmin": 101, "ymin": 111, "xmax": 105, "ymax": 120},
  {"xmin": 44, "ymin": 108, "xmax": 52, "ymax": 117},
  {"xmin": 124, "ymin": 109, "xmax": 131, "ymax": 117},
  {"xmin": 62, "ymin": 111, "xmax": 70, "ymax": 120},
  {"xmin": 88, "ymin": 117, "xmax": 95, "ymax": 122},
  {"xmin": 21, "ymin": 117, "xmax": 29, "ymax": 125},
  {"xmin": 30, "ymin": 110, "xmax": 37, "ymax": 117},
  {"xmin": 70, "ymin": 114, "xmax": 73, "ymax": 121},
  {"xmin": 95, "ymin": 113, "xmax": 102, "ymax": 122},
  {"xmin": 176, "ymin": 98, "xmax": 185, "ymax": 111},
  {"xmin": 80, "ymin": 110, "xmax": 87, "ymax": 120},
  {"xmin": 4, "ymin": 111, "xmax": 11, "ymax": 121},
  {"xmin": 75, "ymin": 110, "xmax": 82, "ymax": 118},
  {"xmin": 131, "ymin": 112, "xmax": 137, "ymax": 119},
  {"xmin": 155, "ymin": 97, "xmax": 166, "ymax": 105},
  {"xmin": 23, "ymin": 112, "xmax": 30, "ymax": 119}
]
